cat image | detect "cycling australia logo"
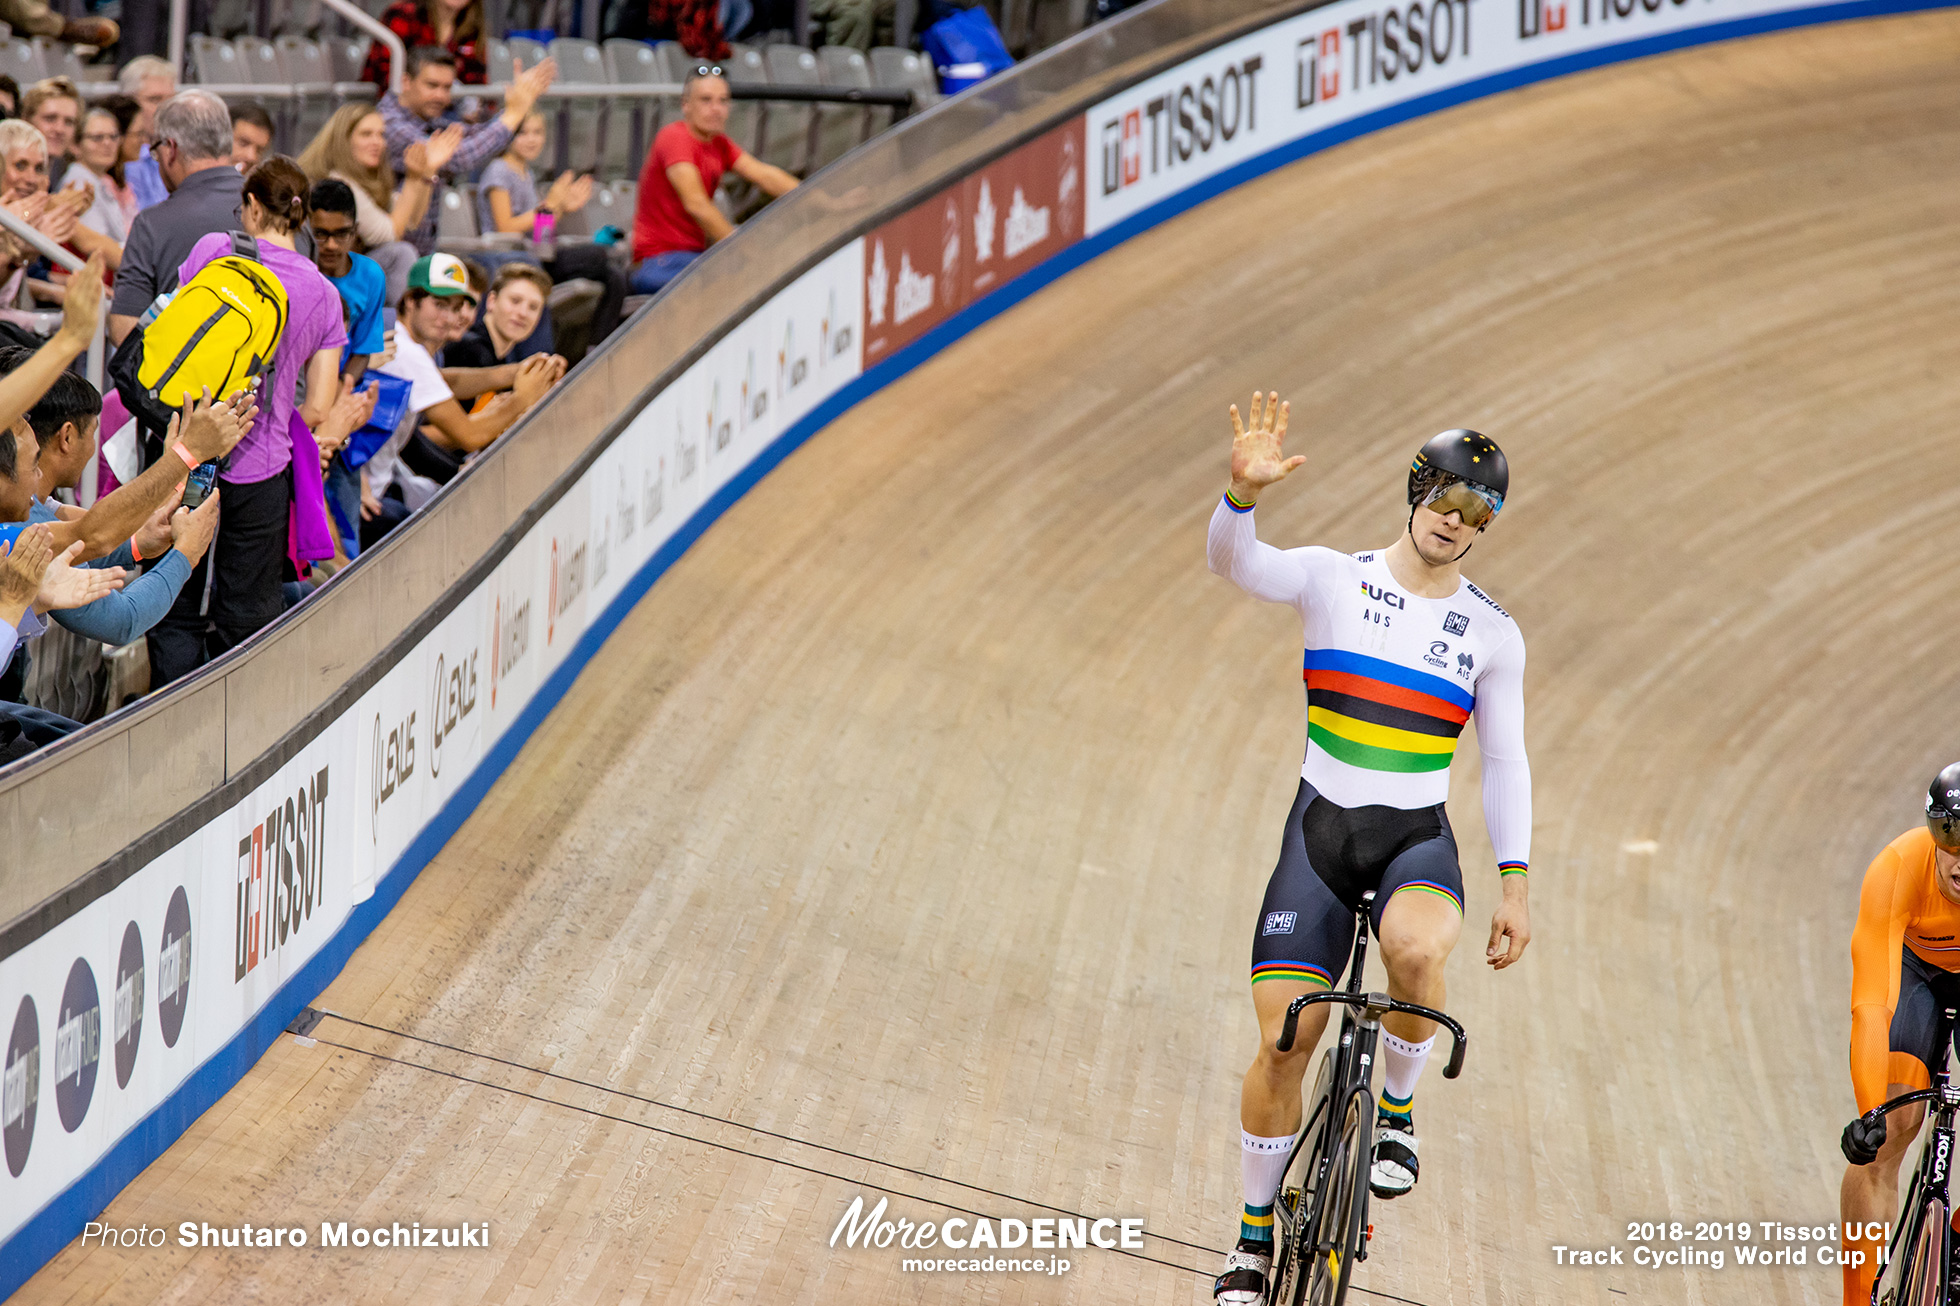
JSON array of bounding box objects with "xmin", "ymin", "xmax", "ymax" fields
[{"xmin": 237, "ymin": 767, "xmax": 332, "ymax": 982}]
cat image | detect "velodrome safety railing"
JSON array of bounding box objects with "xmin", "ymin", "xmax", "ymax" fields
[{"xmin": 2, "ymin": 0, "xmax": 1945, "ymax": 1288}]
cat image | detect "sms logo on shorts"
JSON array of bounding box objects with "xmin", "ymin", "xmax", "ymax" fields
[{"xmin": 1262, "ymin": 912, "xmax": 1297, "ymax": 936}]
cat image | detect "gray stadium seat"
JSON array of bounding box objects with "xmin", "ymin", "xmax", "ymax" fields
[
  {"xmin": 760, "ymin": 45, "xmax": 818, "ymax": 173},
  {"xmin": 0, "ymin": 37, "xmax": 45, "ymax": 85},
  {"xmin": 486, "ymin": 37, "xmax": 513, "ymax": 85},
  {"xmin": 31, "ymin": 37, "xmax": 84, "ymax": 85},
  {"xmin": 188, "ymin": 33, "xmax": 241, "ymax": 87},
  {"xmin": 435, "ymin": 184, "xmax": 524, "ymax": 253},
  {"xmin": 276, "ymin": 35, "xmax": 375, "ymax": 102},
  {"xmin": 547, "ymin": 38, "xmax": 607, "ymax": 175},
  {"xmin": 870, "ymin": 46, "xmax": 940, "ymax": 110},
  {"xmin": 719, "ymin": 45, "xmax": 767, "ymax": 168},
  {"xmin": 234, "ymin": 37, "xmax": 296, "ymax": 146},
  {"xmin": 327, "ymin": 36, "xmax": 369, "ymax": 85},
  {"xmin": 814, "ymin": 45, "xmax": 875, "ymax": 168},
  {"xmin": 508, "ymin": 36, "xmax": 549, "ymax": 75},
  {"xmin": 603, "ymin": 38, "xmax": 673, "ymax": 175},
  {"xmin": 564, "ymin": 178, "xmax": 634, "ymax": 238}
]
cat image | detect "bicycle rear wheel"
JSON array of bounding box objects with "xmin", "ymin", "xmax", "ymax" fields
[
  {"xmin": 1873, "ymin": 1185, "xmax": 1946, "ymax": 1306},
  {"xmin": 1304, "ymin": 1086, "xmax": 1372, "ymax": 1306}
]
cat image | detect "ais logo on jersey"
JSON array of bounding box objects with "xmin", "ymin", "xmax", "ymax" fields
[
  {"xmin": 1359, "ymin": 582, "xmax": 1404, "ymax": 610},
  {"xmin": 1443, "ymin": 611, "xmax": 1469, "ymax": 636}
]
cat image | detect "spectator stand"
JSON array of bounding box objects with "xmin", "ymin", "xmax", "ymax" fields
[{"xmin": 171, "ymin": 0, "xmax": 400, "ymax": 150}]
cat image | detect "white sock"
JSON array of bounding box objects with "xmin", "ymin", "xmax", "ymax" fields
[
  {"xmin": 1242, "ymin": 1130, "xmax": 1293, "ymax": 1211},
  {"xmin": 1380, "ymin": 1031, "xmax": 1434, "ymax": 1105}
]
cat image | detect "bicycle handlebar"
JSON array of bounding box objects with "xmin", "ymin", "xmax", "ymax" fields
[
  {"xmin": 1850, "ymin": 1087, "xmax": 1944, "ymax": 1132},
  {"xmin": 1276, "ymin": 991, "xmax": 1469, "ymax": 1078}
]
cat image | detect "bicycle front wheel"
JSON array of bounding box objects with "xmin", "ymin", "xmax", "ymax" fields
[
  {"xmin": 1304, "ymin": 1085, "xmax": 1373, "ymax": 1306},
  {"xmin": 1873, "ymin": 1188, "xmax": 1946, "ymax": 1306}
]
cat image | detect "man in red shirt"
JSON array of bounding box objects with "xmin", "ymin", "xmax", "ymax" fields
[{"xmin": 629, "ymin": 65, "xmax": 798, "ymax": 295}]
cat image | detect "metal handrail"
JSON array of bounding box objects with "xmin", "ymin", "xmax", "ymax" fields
[
  {"xmin": 318, "ymin": 0, "xmax": 405, "ymax": 99},
  {"xmin": 170, "ymin": 0, "xmax": 404, "ymax": 98}
]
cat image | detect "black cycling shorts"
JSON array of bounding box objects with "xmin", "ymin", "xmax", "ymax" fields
[
  {"xmin": 1890, "ymin": 946, "xmax": 1960, "ymax": 1088},
  {"xmin": 1249, "ymin": 779, "xmax": 1464, "ymax": 989}
]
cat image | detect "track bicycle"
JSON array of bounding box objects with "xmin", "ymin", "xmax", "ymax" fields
[
  {"xmin": 1845, "ymin": 1002, "xmax": 1960, "ymax": 1306},
  {"xmin": 1263, "ymin": 890, "xmax": 1467, "ymax": 1306}
]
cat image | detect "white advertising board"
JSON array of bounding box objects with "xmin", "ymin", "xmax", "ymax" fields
[
  {"xmin": 1085, "ymin": 0, "xmax": 1876, "ymax": 233},
  {"xmin": 0, "ymin": 237, "xmax": 866, "ymax": 1274}
]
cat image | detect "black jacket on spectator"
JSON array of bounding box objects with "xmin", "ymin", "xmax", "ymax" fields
[
  {"xmin": 442, "ymin": 324, "xmax": 516, "ymax": 370},
  {"xmin": 109, "ymin": 167, "xmax": 246, "ymax": 321}
]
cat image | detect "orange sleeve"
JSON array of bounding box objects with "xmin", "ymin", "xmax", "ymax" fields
[{"xmin": 1849, "ymin": 845, "xmax": 1909, "ymax": 1112}]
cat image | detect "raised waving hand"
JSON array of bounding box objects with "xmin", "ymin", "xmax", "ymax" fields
[{"xmin": 1227, "ymin": 390, "xmax": 1305, "ymax": 507}]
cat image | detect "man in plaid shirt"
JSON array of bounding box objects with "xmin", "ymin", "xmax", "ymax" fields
[{"xmin": 380, "ymin": 45, "xmax": 557, "ymax": 255}]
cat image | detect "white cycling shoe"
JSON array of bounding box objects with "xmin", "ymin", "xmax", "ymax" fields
[
  {"xmin": 1213, "ymin": 1238, "xmax": 1273, "ymax": 1304},
  {"xmin": 1369, "ymin": 1111, "xmax": 1418, "ymax": 1199}
]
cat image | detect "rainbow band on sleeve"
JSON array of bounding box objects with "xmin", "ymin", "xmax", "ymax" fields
[
  {"xmin": 1499, "ymin": 862, "xmax": 1528, "ymax": 877},
  {"xmin": 1224, "ymin": 489, "xmax": 1256, "ymax": 512},
  {"xmin": 1251, "ymin": 960, "xmax": 1332, "ymax": 988},
  {"xmin": 1303, "ymin": 648, "xmax": 1474, "ymax": 775}
]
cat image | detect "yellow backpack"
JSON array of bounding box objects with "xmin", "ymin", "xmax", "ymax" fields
[{"xmin": 112, "ymin": 232, "xmax": 288, "ymax": 432}]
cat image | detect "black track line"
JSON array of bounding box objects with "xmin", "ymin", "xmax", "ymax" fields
[
  {"xmin": 306, "ymin": 1032, "xmax": 1210, "ymax": 1280},
  {"xmin": 308, "ymin": 1015, "xmax": 1440, "ymax": 1304},
  {"xmin": 317, "ymin": 1010, "xmax": 1225, "ymax": 1256}
]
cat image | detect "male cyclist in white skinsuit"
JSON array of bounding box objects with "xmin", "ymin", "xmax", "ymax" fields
[{"xmin": 1207, "ymin": 393, "xmax": 1534, "ymax": 1304}]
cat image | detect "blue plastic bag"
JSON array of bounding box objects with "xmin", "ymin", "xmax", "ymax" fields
[
  {"xmin": 920, "ymin": 7, "xmax": 1013, "ymax": 95},
  {"xmin": 340, "ymin": 372, "xmax": 415, "ymax": 469}
]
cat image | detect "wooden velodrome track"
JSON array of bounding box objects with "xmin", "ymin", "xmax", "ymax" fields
[{"xmin": 18, "ymin": 12, "xmax": 1960, "ymax": 1304}]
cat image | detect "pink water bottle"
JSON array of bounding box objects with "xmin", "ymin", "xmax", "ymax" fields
[{"xmin": 533, "ymin": 208, "xmax": 557, "ymax": 260}]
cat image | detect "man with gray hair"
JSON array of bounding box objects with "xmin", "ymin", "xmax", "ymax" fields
[
  {"xmin": 118, "ymin": 56, "xmax": 179, "ymax": 211},
  {"xmin": 108, "ymin": 91, "xmax": 243, "ymax": 346}
]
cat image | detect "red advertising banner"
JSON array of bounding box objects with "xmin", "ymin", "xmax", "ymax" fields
[{"xmin": 862, "ymin": 116, "xmax": 1086, "ymax": 366}]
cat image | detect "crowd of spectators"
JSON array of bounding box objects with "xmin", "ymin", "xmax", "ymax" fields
[{"xmin": 0, "ymin": 0, "xmax": 846, "ymax": 760}]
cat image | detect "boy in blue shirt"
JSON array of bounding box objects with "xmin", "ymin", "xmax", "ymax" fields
[{"xmin": 309, "ymin": 179, "xmax": 389, "ymax": 557}]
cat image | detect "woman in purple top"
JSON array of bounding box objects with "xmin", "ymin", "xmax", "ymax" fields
[{"xmin": 145, "ymin": 156, "xmax": 350, "ymax": 688}]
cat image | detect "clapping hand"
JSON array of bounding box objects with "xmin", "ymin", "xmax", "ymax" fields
[
  {"xmin": 505, "ymin": 57, "xmax": 558, "ymax": 119},
  {"xmin": 35, "ymin": 537, "xmax": 124, "ymax": 612},
  {"xmin": 1227, "ymin": 390, "xmax": 1305, "ymax": 506},
  {"xmin": 424, "ymin": 123, "xmax": 464, "ymax": 176},
  {"xmin": 56, "ymin": 251, "xmax": 105, "ymax": 347},
  {"xmin": 0, "ymin": 525, "xmax": 52, "ymax": 613},
  {"xmin": 511, "ymin": 352, "xmax": 560, "ymax": 405},
  {"xmin": 176, "ymin": 388, "xmax": 258, "ymax": 464}
]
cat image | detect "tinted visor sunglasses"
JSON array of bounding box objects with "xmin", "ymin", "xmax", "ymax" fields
[
  {"xmin": 1930, "ymin": 806, "xmax": 1960, "ymax": 853},
  {"xmin": 1413, "ymin": 472, "xmax": 1503, "ymax": 528}
]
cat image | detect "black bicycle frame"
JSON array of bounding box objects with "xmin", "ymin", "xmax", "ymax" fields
[
  {"xmin": 1266, "ymin": 891, "xmax": 1468, "ymax": 1293},
  {"xmin": 1859, "ymin": 1006, "xmax": 1960, "ymax": 1304}
]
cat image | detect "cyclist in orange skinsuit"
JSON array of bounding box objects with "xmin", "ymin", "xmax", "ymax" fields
[{"xmin": 1840, "ymin": 762, "xmax": 1960, "ymax": 1305}]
